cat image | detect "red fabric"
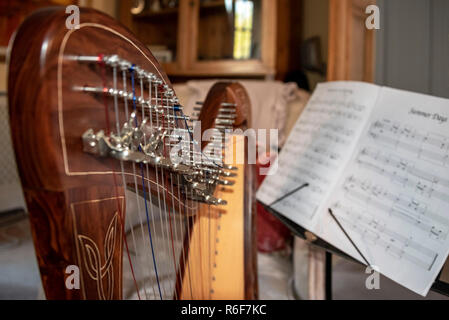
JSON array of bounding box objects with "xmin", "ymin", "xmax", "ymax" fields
[{"xmin": 256, "ymin": 153, "xmax": 291, "ymax": 252}]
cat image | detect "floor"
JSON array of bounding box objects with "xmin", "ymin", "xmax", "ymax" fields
[
  {"xmin": 0, "ymin": 216, "xmax": 43, "ymax": 299},
  {"xmin": 332, "ymin": 256, "xmax": 448, "ymax": 300},
  {"xmin": 0, "ymin": 215, "xmax": 447, "ymax": 300},
  {"xmin": 0, "ymin": 216, "xmax": 294, "ymax": 300}
]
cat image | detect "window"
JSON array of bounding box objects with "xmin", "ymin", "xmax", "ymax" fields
[{"xmin": 233, "ymin": 0, "xmax": 254, "ymax": 60}]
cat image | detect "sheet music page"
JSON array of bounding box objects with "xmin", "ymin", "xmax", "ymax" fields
[
  {"xmin": 257, "ymin": 81, "xmax": 381, "ymax": 231},
  {"xmin": 323, "ymin": 87, "xmax": 449, "ymax": 296}
]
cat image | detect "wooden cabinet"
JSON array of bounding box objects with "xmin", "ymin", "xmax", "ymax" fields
[
  {"xmin": 119, "ymin": 0, "xmax": 281, "ymax": 78},
  {"xmin": 327, "ymin": 0, "xmax": 376, "ymax": 82}
]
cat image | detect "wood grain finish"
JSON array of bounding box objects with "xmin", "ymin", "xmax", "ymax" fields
[
  {"xmin": 179, "ymin": 82, "xmax": 258, "ymax": 300},
  {"xmin": 327, "ymin": 0, "xmax": 376, "ymax": 82},
  {"xmin": 9, "ymin": 8, "xmax": 257, "ymax": 300},
  {"xmin": 8, "ymin": 7, "xmax": 175, "ymax": 300}
]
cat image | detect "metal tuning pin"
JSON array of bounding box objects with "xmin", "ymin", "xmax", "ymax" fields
[
  {"xmin": 209, "ymin": 102, "xmax": 236, "ymax": 131},
  {"xmin": 215, "ymin": 118, "xmax": 235, "ymax": 126},
  {"xmin": 74, "ymin": 53, "xmax": 232, "ymax": 205},
  {"xmin": 193, "ymin": 101, "xmax": 203, "ymax": 112},
  {"xmin": 189, "ymin": 192, "xmax": 227, "ymax": 206},
  {"xmin": 216, "ymin": 113, "xmax": 236, "ymax": 120},
  {"xmin": 219, "ymin": 102, "xmax": 237, "ymax": 114},
  {"xmin": 81, "ymin": 121, "xmax": 194, "ymax": 175},
  {"xmin": 190, "ymin": 111, "xmax": 200, "ymax": 121},
  {"xmin": 220, "ymin": 102, "xmax": 236, "ymax": 107},
  {"xmin": 222, "ymin": 165, "xmax": 238, "ymax": 171},
  {"xmin": 215, "ymin": 178, "xmax": 235, "ymax": 186},
  {"xmin": 220, "ymin": 171, "xmax": 237, "ymax": 178}
]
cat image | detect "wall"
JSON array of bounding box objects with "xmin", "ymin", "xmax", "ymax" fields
[
  {"xmin": 301, "ymin": 0, "xmax": 329, "ymax": 90},
  {"xmin": 376, "ymin": 0, "xmax": 449, "ymax": 99}
]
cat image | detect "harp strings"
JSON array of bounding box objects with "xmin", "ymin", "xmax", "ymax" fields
[
  {"xmin": 158, "ymin": 91, "xmax": 178, "ymax": 300},
  {"xmin": 98, "ymin": 57, "xmax": 141, "ymax": 299},
  {"xmin": 122, "ymin": 67, "xmax": 155, "ymax": 300},
  {"xmin": 173, "ymin": 107, "xmax": 193, "ymax": 299},
  {"xmin": 134, "ymin": 66, "xmax": 190, "ymax": 300},
  {"xmin": 98, "ymin": 56, "xmax": 226, "ymax": 300},
  {"xmin": 168, "ymin": 101, "xmax": 183, "ymax": 299},
  {"xmin": 163, "ymin": 90, "xmax": 182, "ymax": 300},
  {"xmin": 130, "ymin": 65, "xmax": 165, "ymax": 299},
  {"xmin": 190, "ymin": 115, "xmax": 205, "ymax": 299},
  {"xmin": 141, "ymin": 76, "xmax": 164, "ymax": 299},
  {"xmin": 120, "ymin": 65, "xmax": 150, "ymax": 299},
  {"xmin": 152, "ymin": 78, "xmax": 175, "ymax": 298}
]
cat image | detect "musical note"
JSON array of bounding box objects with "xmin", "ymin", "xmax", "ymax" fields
[
  {"xmin": 321, "ymin": 86, "xmax": 449, "ymax": 295},
  {"xmin": 257, "ymin": 82, "xmax": 381, "ymax": 227},
  {"xmin": 260, "ymin": 83, "xmax": 449, "ymax": 296},
  {"xmin": 368, "ymin": 119, "xmax": 449, "ymax": 167},
  {"xmin": 330, "ymin": 202, "xmax": 438, "ymax": 271}
]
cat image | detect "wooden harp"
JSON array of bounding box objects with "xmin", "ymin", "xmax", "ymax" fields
[
  {"xmin": 8, "ymin": 7, "xmax": 257, "ymax": 300},
  {"xmin": 180, "ymin": 82, "xmax": 258, "ymax": 300}
]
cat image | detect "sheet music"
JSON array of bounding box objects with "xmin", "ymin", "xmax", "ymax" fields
[
  {"xmin": 322, "ymin": 87, "xmax": 449, "ymax": 295},
  {"xmin": 257, "ymin": 82, "xmax": 381, "ymax": 231}
]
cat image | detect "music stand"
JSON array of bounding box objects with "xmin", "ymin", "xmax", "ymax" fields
[{"xmin": 261, "ymin": 202, "xmax": 449, "ymax": 299}]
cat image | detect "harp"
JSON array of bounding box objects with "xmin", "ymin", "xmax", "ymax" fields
[{"xmin": 8, "ymin": 7, "xmax": 257, "ymax": 300}]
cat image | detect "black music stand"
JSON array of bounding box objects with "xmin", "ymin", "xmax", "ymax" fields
[{"xmin": 260, "ymin": 202, "xmax": 449, "ymax": 299}]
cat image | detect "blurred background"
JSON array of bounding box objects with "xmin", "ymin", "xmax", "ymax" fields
[{"xmin": 1, "ymin": 0, "xmax": 449, "ymax": 300}]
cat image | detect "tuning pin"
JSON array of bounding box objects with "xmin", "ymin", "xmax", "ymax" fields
[
  {"xmin": 215, "ymin": 125, "xmax": 233, "ymax": 130},
  {"xmin": 216, "ymin": 179, "xmax": 235, "ymax": 186},
  {"xmin": 132, "ymin": 65, "xmax": 141, "ymax": 75},
  {"xmin": 119, "ymin": 59, "xmax": 131, "ymax": 71},
  {"xmin": 210, "ymin": 135, "xmax": 224, "ymax": 142},
  {"xmin": 104, "ymin": 54, "xmax": 119, "ymax": 67},
  {"xmin": 217, "ymin": 113, "xmax": 237, "ymax": 119},
  {"xmin": 222, "ymin": 165, "xmax": 238, "ymax": 170},
  {"xmin": 219, "ymin": 107, "xmax": 236, "ymax": 113},
  {"xmin": 221, "ymin": 102, "xmax": 236, "ymax": 107},
  {"xmin": 164, "ymin": 86, "xmax": 174, "ymax": 97},
  {"xmin": 193, "ymin": 101, "xmax": 203, "ymax": 111},
  {"xmin": 220, "ymin": 171, "xmax": 237, "ymax": 178},
  {"xmin": 215, "ymin": 119, "xmax": 235, "ymax": 126},
  {"xmin": 136, "ymin": 67, "xmax": 146, "ymax": 78},
  {"xmin": 203, "ymin": 195, "xmax": 227, "ymax": 206},
  {"xmin": 214, "ymin": 198, "xmax": 227, "ymax": 206},
  {"xmin": 146, "ymin": 72, "xmax": 156, "ymax": 82},
  {"xmin": 67, "ymin": 55, "xmax": 101, "ymax": 63}
]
